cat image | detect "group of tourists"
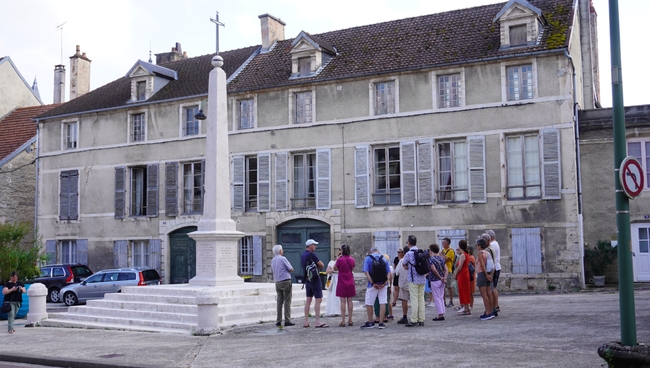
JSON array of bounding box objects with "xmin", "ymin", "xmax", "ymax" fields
[{"xmin": 270, "ymin": 230, "xmax": 501, "ymax": 329}]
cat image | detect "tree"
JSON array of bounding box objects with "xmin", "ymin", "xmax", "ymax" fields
[{"xmin": 0, "ymin": 222, "xmax": 44, "ymax": 283}]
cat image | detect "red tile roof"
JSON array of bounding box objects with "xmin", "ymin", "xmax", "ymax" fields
[{"xmin": 0, "ymin": 104, "xmax": 60, "ymax": 161}]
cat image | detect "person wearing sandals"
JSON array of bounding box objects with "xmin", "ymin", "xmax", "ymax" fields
[
  {"xmin": 2, "ymin": 271, "xmax": 25, "ymax": 334},
  {"xmin": 301, "ymin": 239, "xmax": 328, "ymax": 328},
  {"xmin": 428, "ymin": 244, "xmax": 448, "ymax": 321},
  {"xmin": 453, "ymin": 240, "xmax": 471, "ymax": 316},
  {"xmin": 334, "ymin": 244, "xmax": 356, "ymax": 327},
  {"xmin": 476, "ymin": 238, "xmax": 495, "ymax": 321}
]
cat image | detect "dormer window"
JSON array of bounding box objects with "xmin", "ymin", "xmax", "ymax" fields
[
  {"xmin": 125, "ymin": 60, "xmax": 178, "ymax": 103},
  {"xmin": 494, "ymin": 0, "xmax": 547, "ymax": 49},
  {"xmin": 298, "ymin": 57, "xmax": 311, "ymax": 77},
  {"xmin": 289, "ymin": 31, "xmax": 335, "ymax": 79},
  {"xmin": 509, "ymin": 25, "xmax": 527, "ymax": 46},
  {"xmin": 136, "ymin": 81, "xmax": 146, "ymax": 101}
]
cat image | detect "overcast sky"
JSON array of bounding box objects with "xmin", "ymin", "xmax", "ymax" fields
[{"xmin": 2, "ymin": 0, "xmax": 646, "ymax": 108}]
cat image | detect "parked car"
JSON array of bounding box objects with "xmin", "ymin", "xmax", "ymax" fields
[
  {"xmin": 34, "ymin": 264, "xmax": 93, "ymax": 303},
  {"xmin": 60, "ymin": 268, "xmax": 162, "ymax": 306}
]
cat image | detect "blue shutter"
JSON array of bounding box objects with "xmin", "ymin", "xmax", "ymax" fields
[
  {"xmin": 374, "ymin": 231, "xmax": 400, "ymax": 259},
  {"xmin": 45, "ymin": 240, "xmax": 57, "ymax": 265},
  {"xmin": 146, "ymin": 163, "xmax": 159, "ymax": 217},
  {"xmin": 526, "ymin": 228, "xmax": 543, "ymax": 274},
  {"xmin": 511, "ymin": 228, "xmax": 527, "ymax": 274},
  {"xmin": 275, "ymin": 152, "xmax": 288, "ymax": 211},
  {"xmin": 253, "ymin": 236, "xmax": 263, "ymax": 276},
  {"xmin": 165, "ymin": 162, "xmax": 178, "ymax": 216},
  {"xmin": 258, "ymin": 153, "xmax": 271, "ymax": 212},
  {"xmin": 316, "ymin": 148, "xmax": 331, "ymax": 209},
  {"xmin": 541, "ymin": 129, "xmax": 561, "ymax": 199},
  {"xmin": 374, "ymin": 231, "xmax": 388, "ymax": 255},
  {"xmin": 468, "ymin": 135, "xmax": 486, "ymax": 203},
  {"xmin": 69, "ymin": 171, "xmax": 79, "ymax": 220},
  {"xmin": 232, "ymin": 156, "xmax": 245, "ymax": 211},
  {"xmin": 149, "ymin": 239, "xmax": 162, "ymax": 275},
  {"xmin": 113, "ymin": 240, "xmax": 128, "ymax": 268},
  {"xmin": 417, "ymin": 140, "xmax": 434, "ymax": 205},
  {"xmin": 400, "ymin": 141, "xmax": 417, "ymax": 206},
  {"xmin": 59, "ymin": 171, "xmax": 70, "ymax": 220},
  {"xmin": 76, "ymin": 239, "xmax": 88, "ymax": 265},
  {"xmin": 354, "ymin": 145, "xmax": 370, "ymax": 208},
  {"xmin": 115, "ymin": 167, "xmax": 126, "ymax": 219}
]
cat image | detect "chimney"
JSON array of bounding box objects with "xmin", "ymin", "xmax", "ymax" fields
[
  {"xmin": 53, "ymin": 65, "xmax": 66, "ymax": 104},
  {"xmin": 155, "ymin": 42, "xmax": 187, "ymax": 65},
  {"xmin": 69, "ymin": 45, "xmax": 92, "ymax": 100},
  {"xmin": 259, "ymin": 14, "xmax": 285, "ymax": 53}
]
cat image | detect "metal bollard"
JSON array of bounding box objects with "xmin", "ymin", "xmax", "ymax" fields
[{"xmin": 27, "ymin": 283, "xmax": 48, "ymax": 326}]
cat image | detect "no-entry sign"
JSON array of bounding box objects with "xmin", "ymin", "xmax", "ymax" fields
[{"xmin": 620, "ymin": 156, "xmax": 644, "ymax": 199}]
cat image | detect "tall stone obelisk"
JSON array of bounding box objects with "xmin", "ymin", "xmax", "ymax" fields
[{"xmin": 189, "ymin": 55, "xmax": 244, "ymax": 287}]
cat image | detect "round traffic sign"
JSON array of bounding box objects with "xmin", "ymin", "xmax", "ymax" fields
[{"xmin": 620, "ymin": 156, "xmax": 644, "ymax": 198}]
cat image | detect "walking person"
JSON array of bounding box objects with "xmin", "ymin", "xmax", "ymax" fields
[
  {"xmin": 428, "ymin": 244, "xmax": 448, "ymax": 321},
  {"xmin": 403, "ymin": 235, "xmax": 426, "ymax": 327},
  {"xmin": 441, "ymin": 238, "xmax": 456, "ymax": 308},
  {"xmin": 476, "ymin": 238, "xmax": 495, "ymax": 320},
  {"xmin": 325, "ymin": 250, "xmax": 341, "ymax": 316},
  {"xmin": 334, "ymin": 244, "xmax": 356, "ymax": 327},
  {"xmin": 486, "ymin": 230, "xmax": 501, "ymax": 314},
  {"xmin": 301, "ymin": 239, "xmax": 327, "ymax": 328},
  {"xmin": 2, "ymin": 271, "xmax": 25, "ymax": 334},
  {"xmin": 453, "ymin": 240, "xmax": 471, "ymax": 316},
  {"xmin": 271, "ymin": 245, "xmax": 295, "ymax": 327},
  {"xmin": 361, "ymin": 246, "xmax": 391, "ymax": 329}
]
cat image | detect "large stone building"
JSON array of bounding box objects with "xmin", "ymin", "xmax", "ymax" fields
[
  {"xmin": 35, "ymin": 0, "xmax": 600, "ymax": 291},
  {"xmin": 0, "ymin": 56, "xmax": 42, "ymax": 117}
]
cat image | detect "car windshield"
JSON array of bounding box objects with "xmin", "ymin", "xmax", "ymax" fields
[{"xmin": 84, "ymin": 274, "xmax": 103, "ymax": 283}]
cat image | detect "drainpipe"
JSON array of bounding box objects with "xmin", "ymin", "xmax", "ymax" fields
[{"xmin": 564, "ymin": 50, "xmax": 585, "ymax": 289}]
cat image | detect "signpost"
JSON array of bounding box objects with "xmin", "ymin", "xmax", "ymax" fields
[{"xmin": 620, "ymin": 157, "xmax": 644, "ymax": 199}]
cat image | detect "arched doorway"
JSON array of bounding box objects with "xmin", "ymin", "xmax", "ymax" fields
[
  {"xmin": 277, "ymin": 219, "xmax": 331, "ymax": 283},
  {"xmin": 169, "ymin": 226, "xmax": 197, "ymax": 284}
]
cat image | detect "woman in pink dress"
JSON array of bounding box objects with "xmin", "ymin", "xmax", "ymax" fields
[{"xmin": 334, "ymin": 244, "xmax": 356, "ymax": 327}]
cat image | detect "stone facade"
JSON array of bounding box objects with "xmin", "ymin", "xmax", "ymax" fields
[{"xmin": 0, "ymin": 146, "xmax": 36, "ymax": 244}]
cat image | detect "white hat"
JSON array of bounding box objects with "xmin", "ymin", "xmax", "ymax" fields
[{"xmin": 305, "ymin": 239, "xmax": 319, "ymax": 247}]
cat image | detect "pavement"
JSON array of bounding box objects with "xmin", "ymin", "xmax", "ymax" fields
[{"xmin": 0, "ymin": 287, "xmax": 649, "ymax": 368}]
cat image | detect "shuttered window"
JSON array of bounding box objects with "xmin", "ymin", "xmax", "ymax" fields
[
  {"xmin": 507, "ymin": 130, "xmax": 559, "ymax": 200},
  {"xmin": 316, "ymin": 148, "xmax": 331, "ymax": 209},
  {"xmin": 437, "ymin": 141, "xmax": 468, "ymax": 202},
  {"xmin": 182, "ymin": 161, "xmax": 203, "ymax": 214},
  {"xmin": 509, "ymin": 25, "xmax": 527, "ymax": 46},
  {"xmin": 239, "ymin": 236, "xmax": 264, "ymax": 276},
  {"xmin": 59, "ymin": 170, "xmax": 79, "ymax": 221},
  {"xmin": 245, "ymin": 156, "xmax": 258, "ymax": 211},
  {"xmin": 438, "ymin": 229, "xmax": 466, "ymax": 249},
  {"xmin": 258, "ymin": 154, "xmax": 271, "ymax": 212},
  {"xmin": 374, "ymin": 231, "xmax": 400, "ymax": 259},
  {"xmin": 113, "ymin": 240, "xmax": 128, "ymax": 268},
  {"xmin": 417, "ymin": 140, "xmax": 434, "ymax": 205},
  {"xmin": 400, "ymin": 142, "xmax": 417, "ymax": 206},
  {"xmin": 115, "ymin": 167, "xmax": 126, "ymax": 219},
  {"xmin": 130, "ymin": 167, "xmax": 147, "ymax": 216},
  {"xmin": 627, "ymin": 141, "xmax": 650, "ymax": 189},
  {"xmin": 146, "ymin": 163, "xmax": 159, "ymax": 217},
  {"xmin": 295, "ymin": 91, "xmax": 313, "ymax": 124},
  {"xmin": 355, "ymin": 146, "xmax": 370, "ymax": 208},
  {"xmin": 232, "ymin": 156, "xmax": 245, "ymax": 211},
  {"xmin": 511, "ymin": 227, "xmax": 542, "ymax": 274},
  {"xmin": 292, "ymin": 152, "xmax": 316, "ymax": 209},
  {"xmin": 165, "ymin": 162, "xmax": 178, "ymax": 216},
  {"xmin": 45, "ymin": 240, "xmax": 57, "ymax": 264},
  {"xmin": 541, "ymin": 129, "xmax": 561, "ymax": 199},
  {"xmin": 374, "ymin": 81, "xmax": 395, "ymax": 115},
  {"xmin": 374, "ymin": 146, "xmax": 401, "ymax": 205},
  {"xmin": 275, "ymin": 152, "xmax": 289, "ymax": 211},
  {"xmin": 468, "ymin": 135, "xmax": 486, "ymax": 203}
]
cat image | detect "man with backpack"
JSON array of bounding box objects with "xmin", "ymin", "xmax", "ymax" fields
[
  {"xmin": 301, "ymin": 239, "xmax": 327, "ymax": 328},
  {"xmin": 361, "ymin": 246, "xmax": 392, "ymax": 329},
  {"xmin": 402, "ymin": 235, "xmax": 427, "ymax": 327}
]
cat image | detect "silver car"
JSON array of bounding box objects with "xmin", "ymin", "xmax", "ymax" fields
[{"xmin": 60, "ymin": 268, "xmax": 161, "ymax": 306}]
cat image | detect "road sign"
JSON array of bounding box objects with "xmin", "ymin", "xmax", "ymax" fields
[{"xmin": 620, "ymin": 156, "xmax": 644, "ymax": 198}]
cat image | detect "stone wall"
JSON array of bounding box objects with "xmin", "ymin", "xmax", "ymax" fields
[{"xmin": 0, "ymin": 146, "xmax": 36, "ymax": 245}]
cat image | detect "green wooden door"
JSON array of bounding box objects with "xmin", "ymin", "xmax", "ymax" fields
[
  {"xmin": 277, "ymin": 219, "xmax": 330, "ymax": 283},
  {"xmin": 169, "ymin": 226, "xmax": 197, "ymax": 284}
]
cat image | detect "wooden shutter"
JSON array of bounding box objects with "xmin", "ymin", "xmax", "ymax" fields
[
  {"xmin": 258, "ymin": 153, "xmax": 271, "ymax": 212},
  {"xmin": 165, "ymin": 162, "xmax": 178, "ymax": 216},
  {"xmin": 541, "ymin": 129, "xmax": 561, "ymax": 199},
  {"xmin": 45, "ymin": 240, "xmax": 57, "ymax": 265},
  {"xmin": 200, "ymin": 159, "xmax": 205, "ymax": 213},
  {"xmin": 417, "ymin": 140, "xmax": 434, "ymax": 205},
  {"xmin": 354, "ymin": 145, "xmax": 370, "ymax": 208},
  {"xmin": 375, "ymin": 231, "xmax": 400, "ymax": 259},
  {"xmin": 115, "ymin": 167, "xmax": 126, "ymax": 219},
  {"xmin": 149, "ymin": 239, "xmax": 162, "ymax": 274},
  {"xmin": 468, "ymin": 135, "xmax": 486, "ymax": 203},
  {"xmin": 76, "ymin": 239, "xmax": 88, "ymax": 265},
  {"xmin": 438, "ymin": 229, "xmax": 466, "ymax": 249},
  {"xmin": 69, "ymin": 171, "xmax": 79, "ymax": 220},
  {"xmin": 275, "ymin": 152, "xmax": 288, "ymax": 211},
  {"xmin": 60, "ymin": 171, "xmax": 69, "ymax": 220},
  {"xmin": 232, "ymin": 156, "xmax": 245, "ymax": 211},
  {"xmin": 401, "ymin": 141, "xmax": 417, "ymax": 206},
  {"xmin": 146, "ymin": 163, "xmax": 159, "ymax": 217},
  {"xmin": 316, "ymin": 148, "xmax": 331, "ymax": 209},
  {"xmin": 113, "ymin": 240, "xmax": 128, "ymax": 268},
  {"xmin": 511, "ymin": 228, "xmax": 527, "ymax": 274},
  {"xmin": 526, "ymin": 228, "xmax": 543, "ymax": 274},
  {"xmin": 253, "ymin": 236, "xmax": 263, "ymax": 276}
]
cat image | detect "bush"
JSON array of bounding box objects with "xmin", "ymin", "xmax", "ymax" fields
[
  {"xmin": 584, "ymin": 240, "xmax": 618, "ymax": 276},
  {"xmin": 0, "ymin": 222, "xmax": 45, "ymax": 283}
]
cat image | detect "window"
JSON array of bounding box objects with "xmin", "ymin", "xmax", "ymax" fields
[
  {"xmin": 183, "ymin": 161, "xmax": 203, "ymax": 214},
  {"xmin": 298, "ymin": 57, "xmax": 311, "ymax": 77},
  {"xmin": 437, "ymin": 141, "xmax": 468, "ymax": 202},
  {"xmin": 59, "ymin": 170, "xmax": 79, "ymax": 220},
  {"xmin": 238, "ymin": 236, "xmax": 262, "ymax": 275},
  {"xmin": 183, "ymin": 106, "xmax": 199, "ymax": 136},
  {"xmin": 509, "ymin": 25, "xmax": 527, "ymax": 46},
  {"xmin": 293, "ymin": 153, "xmax": 316, "ymax": 209},
  {"xmin": 511, "ymin": 227, "xmax": 542, "ymax": 274},
  {"xmin": 295, "ymin": 91, "xmax": 313, "ymax": 124},
  {"xmin": 136, "ymin": 81, "xmax": 146, "ymax": 101},
  {"xmin": 374, "ymin": 81, "xmax": 395, "ymax": 115},
  {"xmin": 232, "ymin": 154, "xmax": 272, "ymax": 212},
  {"xmin": 627, "ymin": 141, "xmax": 650, "ymax": 189},
  {"xmin": 245, "ymin": 156, "xmax": 258, "ymax": 211},
  {"xmin": 63, "ymin": 122, "xmax": 78, "ymax": 149},
  {"xmin": 506, "ymin": 133, "xmax": 541, "ymax": 199},
  {"xmin": 507, "ymin": 65, "xmax": 533, "ymax": 101},
  {"xmin": 131, "ymin": 113, "xmax": 145, "ymax": 142},
  {"xmin": 239, "ymin": 99, "xmax": 255, "ymax": 130},
  {"xmin": 61, "ymin": 240, "xmax": 77, "ymax": 264},
  {"xmin": 130, "ymin": 167, "xmax": 148, "ymax": 216},
  {"xmin": 131, "ymin": 240, "xmax": 150, "ymax": 268},
  {"xmin": 116, "ymin": 164, "xmax": 158, "ymax": 219},
  {"xmin": 438, "ymin": 74, "xmax": 461, "ymax": 108},
  {"xmin": 373, "ymin": 146, "xmax": 401, "ymax": 205},
  {"xmin": 45, "ymin": 239, "xmax": 88, "ymax": 265}
]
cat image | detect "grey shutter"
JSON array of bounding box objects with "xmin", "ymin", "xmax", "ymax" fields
[
  {"xmin": 258, "ymin": 153, "xmax": 271, "ymax": 212},
  {"xmin": 69, "ymin": 171, "xmax": 79, "ymax": 220},
  {"xmin": 45, "ymin": 240, "xmax": 57, "ymax": 265},
  {"xmin": 374, "ymin": 231, "xmax": 388, "ymax": 254},
  {"xmin": 511, "ymin": 228, "xmax": 527, "ymax": 274},
  {"xmin": 374, "ymin": 231, "xmax": 400, "ymax": 259},
  {"xmin": 113, "ymin": 240, "xmax": 128, "ymax": 268},
  {"xmin": 438, "ymin": 229, "xmax": 466, "ymax": 249},
  {"xmin": 115, "ymin": 167, "xmax": 126, "ymax": 219},
  {"xmin": 275, "ymin": 152, "xmax": 288, "ymax": 211},
  {"xmin": 165, "ymin": 162, "xmax": 178, "ymax": 216},
  {"xmin": 354, "ymin": 145, "xmax": 370, "ymax": 208},
  {"xmin": 149, "ymin": 239, "xmax": 161, "ymax": 274},
  {"xmin": 60, "ymin": 171, "xmax": 69, "ymax": 220},
  {"xmin": 468, "ymin": 135, "xmax": 486, "ymax": 203},
  {"xmin": 526, "ymin": 228, "xmax": 543, "ymax": 274},
  {"xmin": 401, "ymin": 141, "xmax": 417, "ymax": 206},
  {"xmin": 253, "ymin": 236, "xmax": 263, "ymax": 276},
  {"xmin": 417, "ymin": 140, "xmax": 434, "ymax": 205},
  {"xmin": 316, "ymin": 148, "xmax": 331, "ymax": 209},
  {"xmin": 232, "ymin": 156, "xmax": 245, "ymax": 211},
  {"xmin": 541, "ymin": 129, "xmax": 561, "ymax": 199},
  {"xmin": 76, "ymin": 239, "xmax": 88, "ymax": 265},
  {"xmin": 147, "ymin": 163, "xmax": 159, "ymax": 217},
  {"xmin": 200, "ymin": 159, "xmax": 205, "ymax": 214}
]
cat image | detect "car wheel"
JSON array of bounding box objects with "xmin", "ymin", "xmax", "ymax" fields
[
  {"xmin": 49, "ymin": 287, "xmax": 61, "ymax": 303},
  {"xmin": 63, "ymin": 291, "xmax": 77, "ymax": 306}
]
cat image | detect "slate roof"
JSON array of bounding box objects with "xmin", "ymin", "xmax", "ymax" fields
[
  {"xmin": 37, "ymin": 0, "xmax": 573, "ymax": 120},
  {"xmin": 0, "ymin": 104, "xmax": 60, "ymax": 161}
]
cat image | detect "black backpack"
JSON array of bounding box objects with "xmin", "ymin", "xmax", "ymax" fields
[
  {"xmin": 411, "ymin": 249, "xmax": 430, "ymax": 276},
  {"xmin": 367, "ymin": 254, "xmax": 388, "ymax": 284}
]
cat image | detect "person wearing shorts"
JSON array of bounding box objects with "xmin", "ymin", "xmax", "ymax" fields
[{"xmin": 301, "ymin": 239, "xmax": 327, "ymax": 328}]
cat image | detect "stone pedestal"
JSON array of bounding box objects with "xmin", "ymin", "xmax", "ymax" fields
[
  {"xmin": 189, "ymin": 230, "xmax": 245, "ymax": 287},
  {"xmin": 27, "ymin": 283, "xmax": 48, "ymax": 325},
  {"xmin": 193, "ymin": 288, "xmax": 221, "ymax": 335}
]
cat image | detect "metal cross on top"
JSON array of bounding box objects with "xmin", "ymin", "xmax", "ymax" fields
[{"xmin": 211, "ymin": 11, "xmax": 225, "ymax": 55}]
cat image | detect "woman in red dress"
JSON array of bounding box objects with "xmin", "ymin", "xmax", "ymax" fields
[
  {"xmin": 334, "ymin": 244, "xmax": 356, "ymax": 326},
  {"xmin": 453, "ymin": 240, "xmax": 471, "ymax": 315}
]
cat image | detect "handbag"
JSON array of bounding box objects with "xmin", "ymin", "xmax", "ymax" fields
[
  {"xmin": 468, "ymin": 262, "xmax": 475, "ymax": 281},
  {"xmin": 1, "ymin": 302, "xmax": 11, "ymax": 313}
]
